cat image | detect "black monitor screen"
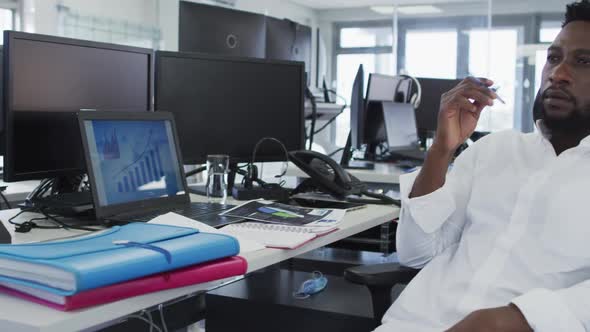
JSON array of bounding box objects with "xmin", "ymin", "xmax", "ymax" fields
[
  {"xmin": 155, "ymin": 51, "xmax": 305, "ymax": 164},
  {"xmin": 265, "ymin": 17, "xmax": 312, "ymax": 83},
  {"xmin": 349, "ymin": 65, "xmax": 364, "ymax": 150},
  {"xmin": 179, "ymin": 1, "xmax": 266, "ymax": 59},
  {"xmin": 414, "ymin": 77, "xmax": 461, "ymax": 133},
  {"xmin": 3, "ymin": 31, "xmax": 152, "ymax": 182}
]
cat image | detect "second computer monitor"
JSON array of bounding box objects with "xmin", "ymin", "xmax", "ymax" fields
[
  {"xmin": 366, "ymin": 73, "xmax": 412, "ymax": 103},
  {"xmin": 265, "ymin": 16, "xmax": 312, "ymax": 83},
  {"xmin": 154, "ymin": 51, "xmax": 305, "ymax": 164},
  {"xmin": 414, "ymin": 77, "xmax": 462, "ymax": 133},
  {"xmin": 179, "ymin": 1, "xmax": 266, "ymax": 59}
]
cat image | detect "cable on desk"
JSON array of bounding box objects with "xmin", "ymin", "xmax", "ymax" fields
[
  {"xmin": 146, "ymin": 310, "xmax": 155, "ymax": 332},
  {"xmin": 158, "ymin": 304, "xmax": 169, "ymax": 332},
  {"xmin": 8, "ymin": 206, "xmax": 102, "ymax": 233},
  {"xmin": 312, "ymin": 105, "xmax": 346, "ymax": 136},
  {"xmin": 305, "ymin": 87, "xmax": 317, "ymax": 150},
  {"xmin": 127, "ymin": 313, "xmax": 162, "ymax": 332},
  {"xmin": 0, "ymin": 189, "xmax": 12, "ymax": 209},
  {"xmin": 324, "ymin": 89, "xmax": 348, "ymax": 106},
  {"xmin": 38, "ymin": 208, "xmax": 101, "ymax": 232}
]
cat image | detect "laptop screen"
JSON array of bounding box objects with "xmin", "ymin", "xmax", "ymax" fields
[
  {"xmin": 83, "ymin": 118, "xmax": 186, "ymax": 207},
  {"xmin": 382, "ymin": 102, "xmax": 420, "ymax": 149}
]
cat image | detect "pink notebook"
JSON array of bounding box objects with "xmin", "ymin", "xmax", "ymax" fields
[{"xmin": 0, "ymin": 256, "xmax": 247, "ymax": 311}]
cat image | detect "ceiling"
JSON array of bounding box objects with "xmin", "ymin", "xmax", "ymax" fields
[
  {"xmin": 289, "ymin": 0, "xmax": 484, "ymax": 10},
  {"xmin": 289, "ymin": 0, "xmax": 559, "ymax": 10}
]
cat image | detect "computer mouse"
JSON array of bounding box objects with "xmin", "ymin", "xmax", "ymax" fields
[{"xmin": 0, "ymin": 222, "xmax": 11, "ymax": 244}]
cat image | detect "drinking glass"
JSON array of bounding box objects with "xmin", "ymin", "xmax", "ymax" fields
[{"xmin": 206, "ymin": 154, "xmax": 229, "ymax": 204}]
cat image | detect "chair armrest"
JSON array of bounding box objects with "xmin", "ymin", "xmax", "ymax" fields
[{"xmin": 344, "ymin": 263, "xmax": 420, "ymax": 287}]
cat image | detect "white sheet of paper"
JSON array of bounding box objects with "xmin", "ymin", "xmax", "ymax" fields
[{"xmin": 148, "ymin": 212, "xmax": 265, "ymax": 254}]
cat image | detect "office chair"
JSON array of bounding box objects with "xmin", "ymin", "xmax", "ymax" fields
[{"xmin": 343, "ymin": 263, "xmax": 421, "ymax": 324}]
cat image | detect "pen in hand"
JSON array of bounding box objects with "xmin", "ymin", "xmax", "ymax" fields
[{"xmin": 489, "ymin": 85, "xmax": 506, "ymax": 104}]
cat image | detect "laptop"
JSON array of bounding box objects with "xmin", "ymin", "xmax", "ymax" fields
[
  {"xmin": 78, "ymin": 111, "xmax": 240, "ymax": 227},
  {"xmin": 381, "ymin": 102, "xmax": 426, "ymax": 162}
]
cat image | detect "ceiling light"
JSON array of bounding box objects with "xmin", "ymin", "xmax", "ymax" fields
[
  {"xmin": 398, "ymin": 5, "xmax": 443, "ymax": 15},
  {"xmin": 370, "ymin": 6, "xmax": 395, "ymax": 15}
]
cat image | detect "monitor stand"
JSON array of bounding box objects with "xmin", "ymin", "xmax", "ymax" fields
[
  {"xmin": 20, "ymin": 176, "xmax": 94, "ymax": 217},
  {"xmin": 340, "ymin": 132, "xmax": 375, "ymax": 170},
  {"xmin": 343, "ymin": 160, "xmax": 375, "ymax": 170}
]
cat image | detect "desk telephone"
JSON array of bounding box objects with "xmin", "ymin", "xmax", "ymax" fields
[{"xmin": 288, "ymin": 150, "xmax": 399, "ymax": 206}]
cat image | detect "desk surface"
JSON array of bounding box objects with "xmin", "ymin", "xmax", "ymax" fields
[
  {"xmin": 0, "ymin": 180, "xmax": 41, "ymax": 204},
  {"xmin": 0, "ymin": 194, "xmax": 398, "ymax": 332},
  {"xmin": 286, "ymin": 162, "xmax": 407, "ymax": 184}
]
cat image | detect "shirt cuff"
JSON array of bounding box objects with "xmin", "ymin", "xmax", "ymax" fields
[
  {"xmin": 399, "ymin": 171, "xmax": 456, "ymax": 234},
  {"xmin": 512, "ymin": 288, "xmax": 585, "ymax": 332}
]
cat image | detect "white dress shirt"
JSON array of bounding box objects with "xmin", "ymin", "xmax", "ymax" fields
[{"xmin": 375, "ymin": 128, "xmax": 590, "ymax": 332}]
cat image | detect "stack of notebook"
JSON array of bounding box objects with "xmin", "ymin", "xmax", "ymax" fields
[{"xmin": 0, "ymin": 223, "xmax": 247, "ymax": 311}]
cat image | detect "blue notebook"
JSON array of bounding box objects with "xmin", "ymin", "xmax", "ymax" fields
[{"xmin": 0, "ymin": 223, "xmax": 239, "ymax": 295}]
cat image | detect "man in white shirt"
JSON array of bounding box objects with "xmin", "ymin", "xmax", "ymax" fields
[{"xmin": 375, "ymin": 1, "xmax": 590, "ymax": 331}]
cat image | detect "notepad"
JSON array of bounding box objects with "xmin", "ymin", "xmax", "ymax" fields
[{"xmin": 220, "ymin": 222, "xmax": 338, "ymax": 249}]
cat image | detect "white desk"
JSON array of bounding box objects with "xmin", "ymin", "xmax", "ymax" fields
[
  {"xmin": 286, "ymin": 162, "xmax": 407, "ymax": 184},
  {"xmin": 0, "ymin": 195, "xmax": 399, "ymax": 332}
]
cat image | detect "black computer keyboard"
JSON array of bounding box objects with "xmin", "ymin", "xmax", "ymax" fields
[
  {"xmin": 125, "ymin": 202, "xmax": 237, "ymax": 227},
  {"xmin": 171, "ymin": 202, "xmax": 236, "ymax": 219}
]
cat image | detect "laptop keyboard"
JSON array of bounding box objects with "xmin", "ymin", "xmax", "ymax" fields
[
  {"xmin": 124, "ymin": 202, "xmax": 237, "ymax": 226},
  {"xmin": 171, "ymin": 202, "xmax": 235, "ymax": 219}
]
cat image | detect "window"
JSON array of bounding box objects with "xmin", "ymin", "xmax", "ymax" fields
[
  {"xmin": 333, "ymin": 23, "xmax": 394, "ymax": 147},
  {"xmin": 332, "ymin": 8, "xmax": 566, "ymax": 144},
  {"xmin": 403, "ymin": 29, "xmax": 458, "ymax": 79},
  {"xmin": 334, "ymin": 53, "xmax": 394, "ymax": 146},
  {"xmin": 540, "ymin": 21, "xmax": 561, "ymax": 43},
  {"xmin": 340, "ymin": 27, "xmax": 392, "ymax": 48},
  {"xmin": 0, "ymin": 8, "xmax": 14, "ymax": 44},
  {"xmin": 535, "ymin": 21, "xmax": 561, "ymax": 95},
  {"xmin": 468, "ymin": 28, "xmax": 519, "ymax": 131}
]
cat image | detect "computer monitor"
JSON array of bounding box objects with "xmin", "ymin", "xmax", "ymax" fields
[
  {"xmin": 414, "ymin": 77, "xmax": 462, "ymax": 133},
  {"xmin": 154, "ymin": 51, "xmax": 305, "ymax": 164},
  {"xmin": 381, "ymin": 102, "xmax": 420, "ymax": 150},
  {"xmin": 3, "ymin": 31, "xmax": 153, "ymax": 182},
  {"xmin": 79, "ymin": 111, "xmax": 188, "ymax": 219},
  {"xmin": 265, "ymin": 16, "xmax": 312, "ymax": 85},
  {"xmin": 349, "ymin": 65, "xmax": 365, "ymax": 150},
  {"xmin": 366, "ymin": 73, "xmax": 412, "ymax": 103},
  {"xmin": 179, "ymin": 1, "xmax": 266, "ymax": 59}
]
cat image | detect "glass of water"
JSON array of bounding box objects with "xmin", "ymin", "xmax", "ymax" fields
[{"xmin": 206, "ymin": 154, "xmax": 229, "ymax": 204}]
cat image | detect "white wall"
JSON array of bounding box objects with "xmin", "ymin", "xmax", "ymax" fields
[{"xmin": 23, "ymin": 0, "xmax": 158, "ymax": 35}]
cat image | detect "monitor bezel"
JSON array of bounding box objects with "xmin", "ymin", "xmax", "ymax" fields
[
  {"xmin": 78, "ymin": 111, "xmax": 190, "ymax": 220},
  {"xmin": 154, "ymin": 50, "xmax": 306, "ymax": 165},
  {"xmin": 2, "ymin": 30, "xmax": 154, "ymax": 182}
]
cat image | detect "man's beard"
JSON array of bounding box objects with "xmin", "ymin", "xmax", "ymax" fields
[{"xmin": 533, "ymin": 90, "xmax": 590, "ymax": 133}]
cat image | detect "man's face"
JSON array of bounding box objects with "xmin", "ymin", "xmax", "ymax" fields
[{"xmin": 537, "ymin": 21, "xmax": 590, "ymax": 131}]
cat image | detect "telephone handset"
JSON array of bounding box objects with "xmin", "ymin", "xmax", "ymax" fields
[{"xmin": 288, "ymin": 150, "xmax": 399, "ymax": 206}]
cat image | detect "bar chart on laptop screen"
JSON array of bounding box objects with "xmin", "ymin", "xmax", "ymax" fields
[{"xmin": 88, "ymin": 120, "xmax": 184, "ymax": 206}]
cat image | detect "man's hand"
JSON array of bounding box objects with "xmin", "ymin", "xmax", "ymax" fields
[
  {"xmin": 445, "ymin": 304, "xmax": 533, "ymax": 332},
  {"xmin": 433, "ymin": 77, "xmax": 497, "ymax": 154}
]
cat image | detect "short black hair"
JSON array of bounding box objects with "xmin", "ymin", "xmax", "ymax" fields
[{"xmin": 563, "ymin": 0, "xmax": 590, "ymax": 27}]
